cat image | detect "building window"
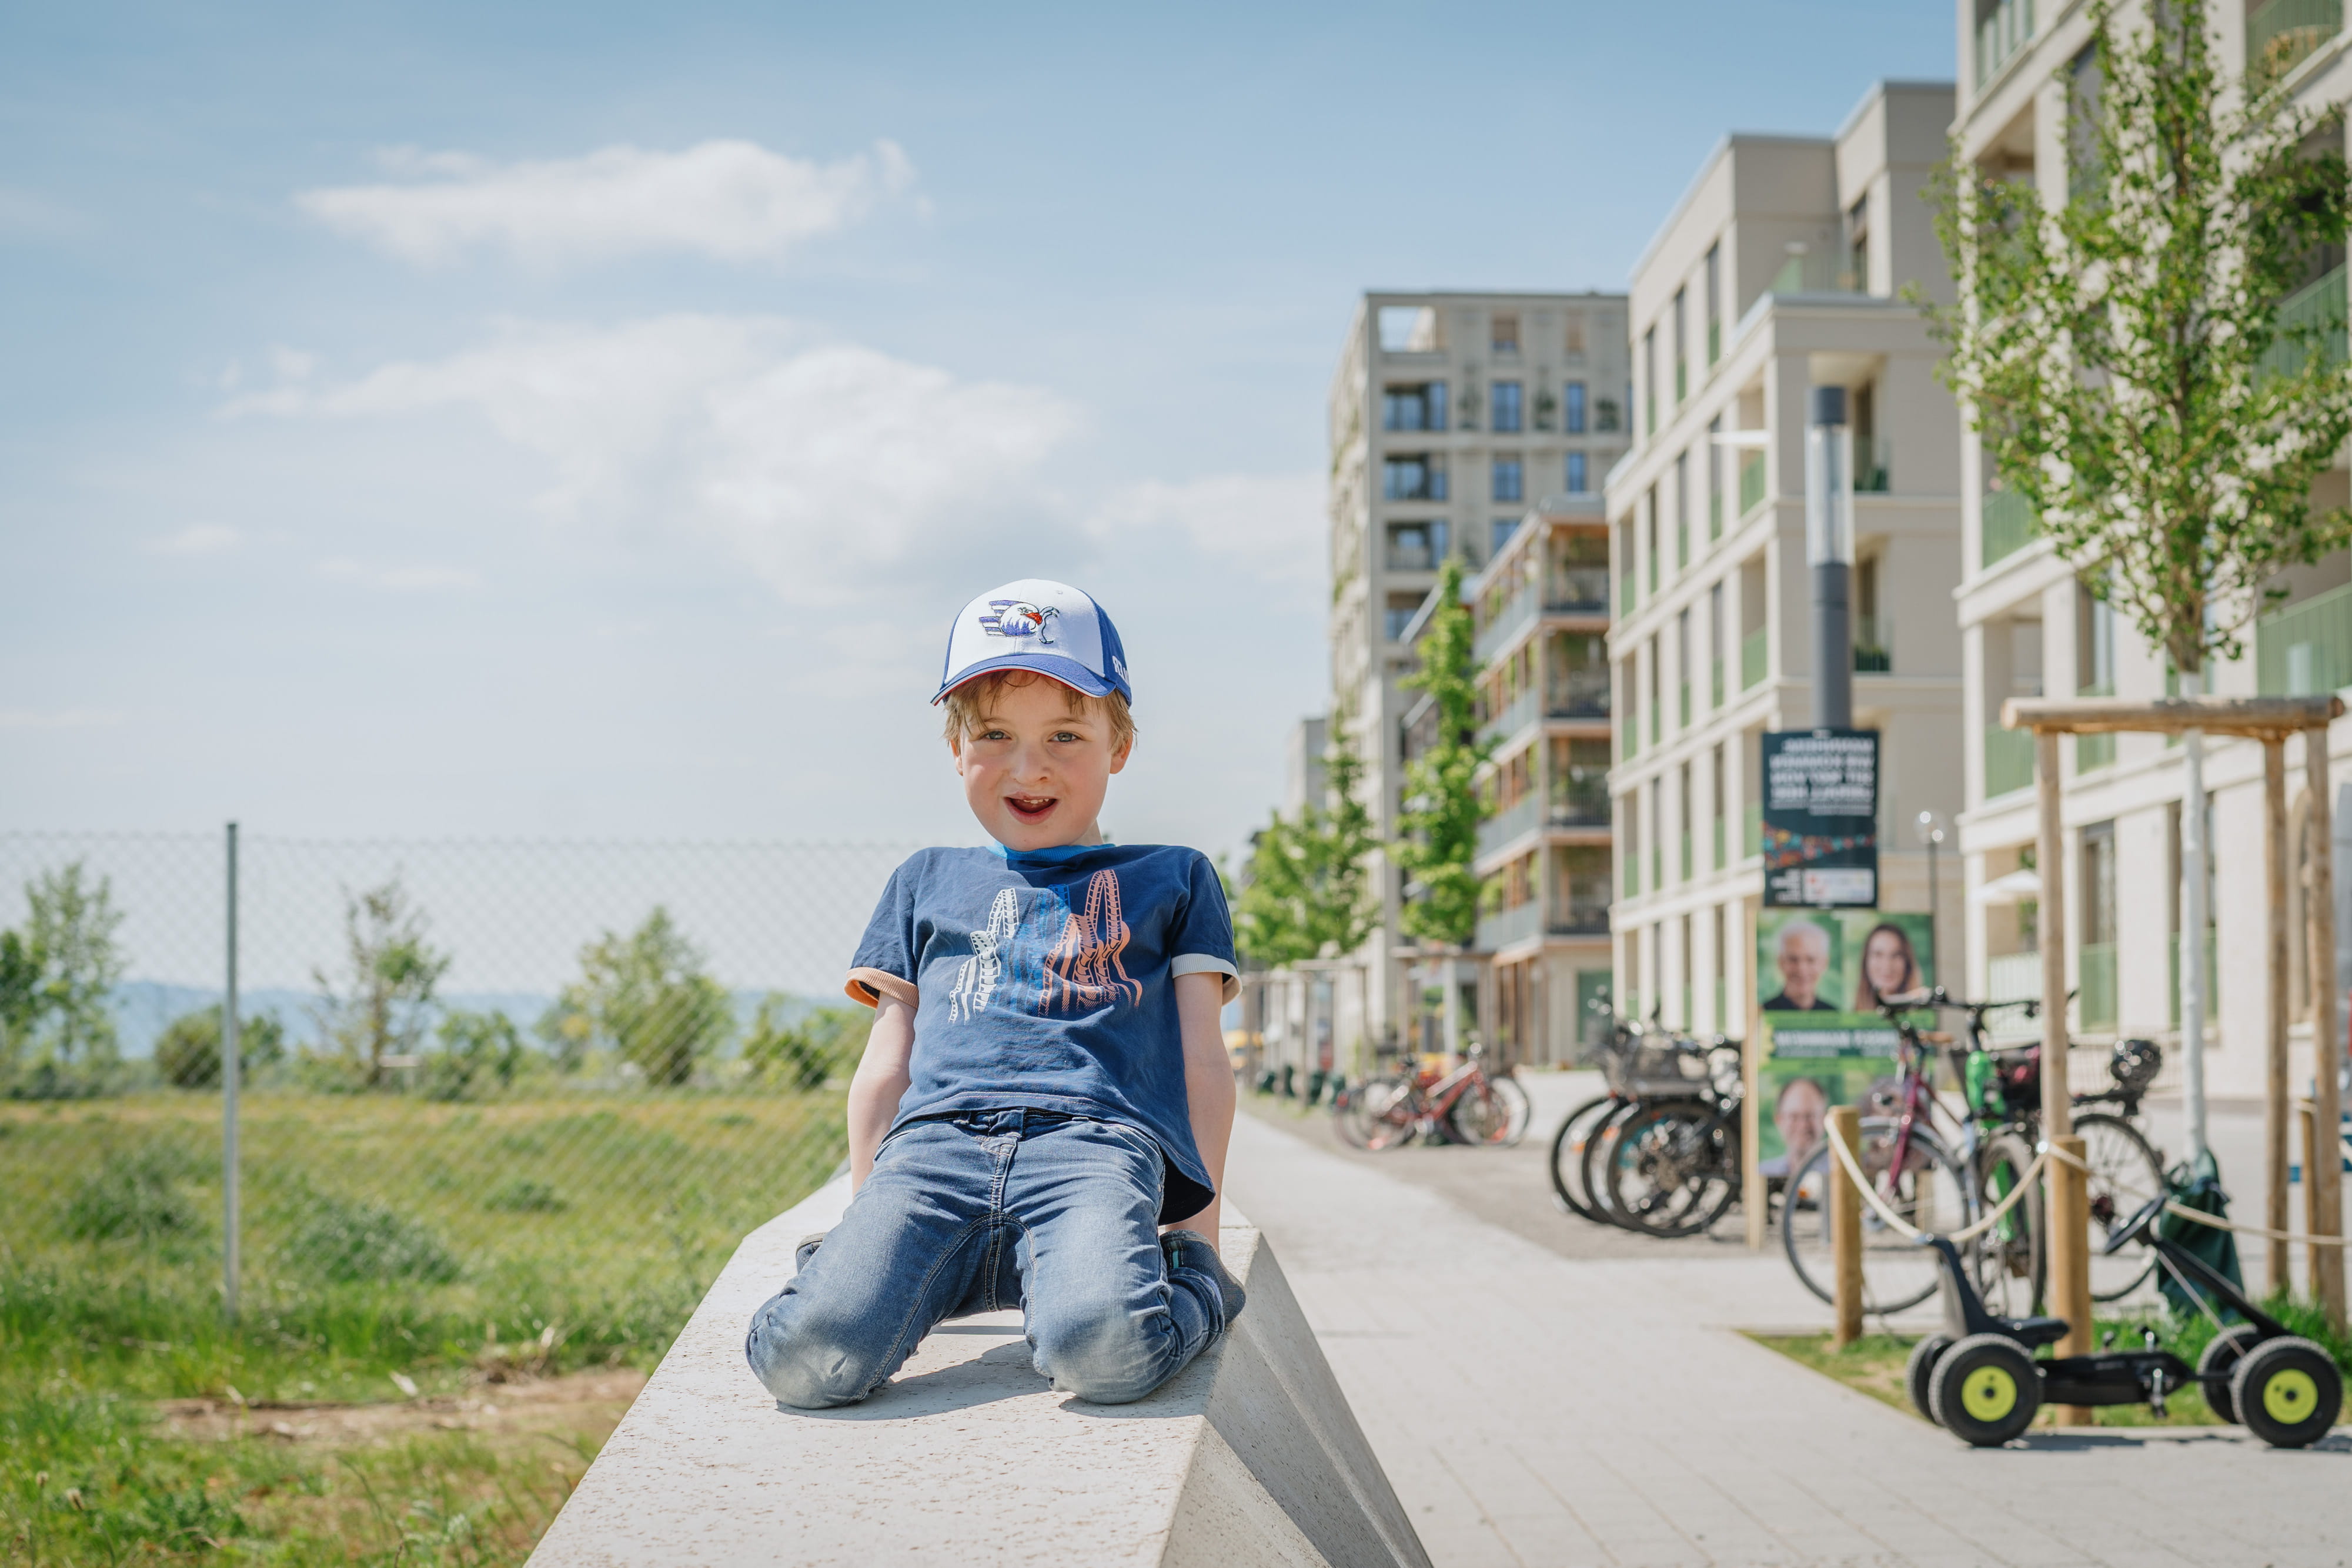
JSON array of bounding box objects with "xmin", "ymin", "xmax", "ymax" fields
[
  {"xmin": 1492, "ymin": 517, "xmax": 1521, "ymax": 557},
  {"xmin": 1596, "ymin": 397, "xmax": 1622, "ymax": 432},
  {"xmin": 1492, "ymin": 312, "xmax": 1520, "ymax": 353},
  {"xmin": 1387, "ymin": 520, "xmax": 1448, "ymax": 572},
  {"xmin": 1385, "ymin": 591, "xmax": 1427, "ymax": 643},
  {"xmin": 1382, "ymin": 382, "xmax": 1448, "ymax": 432},
  {"xmin": 1563, "ymin": 380, "xmax": 1587, "ymax": 434},
  {"xmin": 1566, "ymin": 451, "xmax": 1589, "ymax": 493},
  {"xmin": 1382, "ymin": 454, "xmax": 1448, "ymax": 501},
  {"xmin": 1705, "ymin": 243, "xmax": 1722, "ymax": 364},
  {"xmin": 1491, "ymin": 380, "xmax": 1523, "ymax": 433},
  {"xmin": 1493, "ymin": 457, "xmax": 1524, "ymax": 503},
  {"xmin": 1378, "ymin": 306, "xmax": 1439, "ymax": 352},
  {"xmin": 1563, "ymin": 312, "xmax": 1586, "ymax": 357}
]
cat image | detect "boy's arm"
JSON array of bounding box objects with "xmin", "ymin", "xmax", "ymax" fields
[
  {"xmin": 1165, "ymin": 969, "xmax": 1237, "ymax": 1251},
  {"xmin": 845, "ymin": 994, "xmax": 916, "ymax": 1191}
]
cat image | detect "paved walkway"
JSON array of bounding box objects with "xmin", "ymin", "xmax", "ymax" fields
[{"xmin": 1222, "ymin": 1105, "xmax": 2352, "ymax": 1568}]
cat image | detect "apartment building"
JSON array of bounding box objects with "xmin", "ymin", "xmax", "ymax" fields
[
  {"xmin": 1327, "ymin": 292, "xmax": 1629, "ymax": 1054},
  {"xmin": 1605, "ymin": 82, "xmax": 1967, "ymax": 1035},
  {"xmin": 1954, "ymin": 0, "xmax": 2352, "ymax": 1094}
]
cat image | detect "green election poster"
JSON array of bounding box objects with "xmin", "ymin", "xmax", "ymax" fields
[{"xmin": 1753, "ymin": 910, "xmax": 1935, "ymax": 1178}]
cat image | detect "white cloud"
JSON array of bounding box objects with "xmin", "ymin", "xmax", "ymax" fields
[
  {"xmin": 1090, "ymin": 472, "xmax": 1324, "ymax": 580},
  {"xmin": 239, "ymin": 315, "xmax": 1080, "ymax": 604},
  {"xmin": 317, "ymin": 559, "xmax": 483, "ymax": 591},
  {"xmin": 0, "ymin": 708, "xmax": 122, "ymax": 729},
  {"xmin": 296, "ymin": 139, "xmax": 917, "ymax": 268},
  {"xmin": 150, "ymin": 524, "xmax": 242, "ymax": 556}
]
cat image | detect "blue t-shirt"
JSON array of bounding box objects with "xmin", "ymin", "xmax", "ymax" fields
[{"xmin": 846, "ymin": 842, "xmax": 1239, "ymax": 1223}]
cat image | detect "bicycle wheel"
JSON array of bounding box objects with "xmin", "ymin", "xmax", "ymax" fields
[
  {"xmin": 1781, "ymin": 1118, "xmax": 1976, "ymax": 1312},
  {"xmin": 1581, "ymin": 1098, "xmax": 1647, "ymax": 1229},
  {"xmin": 1445, "ymin": 1078, "xmax": 1514, "ymax": 1146},
  {"xmin": 1974, "ymin": 1130, "xmax": 2045, "ymax": 1320},
  {"xmin": 1548, "ymin": 1093, "xmax": 1620, "ymax": 1223},
  {"xmin": 1485, "ymin": 1074, "xmax": 1532, "ymax": 1146},
  {"xmin": 1603, "ymin": 1101, "xmax": 1739, "ymax": 1238},
  {"xmin": 1334, "ymin": 1074, "xmax": 1421, "ymax": 1151},
  {"xmin": 2074, "ymin": 1111, "xmax": 2165, "ymax": 1301}
]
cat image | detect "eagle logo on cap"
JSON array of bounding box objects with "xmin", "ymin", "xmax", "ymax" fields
[{"xmin": 979, "ymin": 600, "xmax": 1059, "ymax": 646}]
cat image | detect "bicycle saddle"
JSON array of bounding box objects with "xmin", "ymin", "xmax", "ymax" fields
[{"xmin": 1995, "ymin": 1314, "xmax": 2071, "ymax": 1350}]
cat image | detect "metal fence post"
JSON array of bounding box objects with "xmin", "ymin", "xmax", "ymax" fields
[{"xmin": 223, "ymin": 820, "xmax": 240, "ymax": 1321}]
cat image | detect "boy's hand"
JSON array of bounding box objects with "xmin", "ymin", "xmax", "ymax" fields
[{"xmin": 1168, "ymin": 971, "xmax": 1235, "ymax": 1255}]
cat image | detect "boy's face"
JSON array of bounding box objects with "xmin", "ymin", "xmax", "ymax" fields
[{"xmin": 951, "ymin": 676, "xmax": 1131, "ymax": 850}]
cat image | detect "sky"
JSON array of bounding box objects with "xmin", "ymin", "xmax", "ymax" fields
[{"xmin": 0, "ymin": 0, "xmax": 1956, "ymax": 865}]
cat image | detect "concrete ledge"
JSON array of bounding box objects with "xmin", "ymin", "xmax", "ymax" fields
[{"xmin": 529, "ymin": 1178, "xmax": 1431, "ymax": 1568}]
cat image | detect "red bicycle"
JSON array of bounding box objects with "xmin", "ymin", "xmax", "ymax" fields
[{"xmin": 1333, "ymin": 1044, "xmax": 1530, "ymax": 1150}]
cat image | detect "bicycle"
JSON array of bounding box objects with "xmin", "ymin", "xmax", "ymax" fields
[
  {"xmin": 1552, "ymin": 1012, "xmax": 1745, "ymax": 1236},
  {"xmin": 1333, "ymin": 1042, "xmax": 1529, "ymax": 1151}
]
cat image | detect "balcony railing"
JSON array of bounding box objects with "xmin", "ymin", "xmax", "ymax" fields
[
  {"xmin": 1619, "ymin": 571, "xmax": 1636, "ymax": 615},
  {"xmin": 1474, "ymin": 590, "xmax": 1538, "ymax": 664},
  {"xmin": 1552, "ymin": 780, "xmax": 1611, "ymax": 827},
  {"xmin": 1623, "ymin": 851, "xmax": 1640, "ymax": 897},
  {"xmin": 1855, "ymin": 433, "xmax": 1890, "ymax": 494},
  {"xmin": 1475, "ymin": 794, "xmax": 1544, "ymax": 859},
  {"xmin": 1708, "ymin": 488, "xmax": 1722, "ymax": 541},
  {"xmin": 1742, "ymin": 626, "xmax": 1768, "ymax": 688},
  {"xmin": 1552, "ymin": 902, "xmax": 1612, "ymax": 936},
  {"xmin": 1743, "ymin": 802, "xmax": 1762, "ymax": 859},
  {"xmin": 2079, "ymin": 942, "xmax": 2117, "ymax": 1032},
  {"xmin": 1976, "ymin": 0, "xmax": 2036, "ymax": 89},
  {"xmin": 1707, "ymin": 319, "xmax": 1721, "ymax": 366},
  {"xmin": 1388, "ymin": 546, "xmax": 1437, "ymax": 572},
  {"xmin": 1678, "ymin": 681, "xmax": 1692, "ymax": 728},
  {"xmin": 1987, "ymin": 950, "xmax": 2040, "ymax": 1007},
  {"xmin": 1853, "ymin": 614, "xmax": 1890, "ymax": 674},
  {"xmin": 2076, "ymin": 682, "xmax": 2116, "ymax": 770},
  {"xmin": 1982, "ymin": 488, "xmax": 2038, "ymax": 568},
  {"xmin": 1679, "ymin": 831, "xmax": 1692, "ymax": 886},
  {"xmin": 1648, "ymin": 701, "xmax": 1660, "ymax": 748},
  {"xmin": 1984, "ymin": 723, "xmax": 2036, "ymax": 798},
  {"xmin": 2257, "ymin": 579, "xmax": 2352, "ymax": 696},
  {"xmin": 1622, "ymin": 714, "xmax": 1639, "ymax": 759},
  {"xmin": 2257, "ymin": 263, "xmax": 2347, "ymax": 381},
  {"xmin": 1476, "ymin": 688, "xmax": 1539, "ymax": 748},
  {"xmin": 1549, "ymin": 567, "xmax": 1611, "ymax": 613},
  {"xmin": 1712, "ymin": 814, "xmax": 1725, "ymax": 870},
  {"xmin": 1476, "ymin": 899, "xmax": 1544, "ymax": 953},
  {"xmin": 1739, "ymin": 451, "xmax": 1766, "ymax": 517},
  {"xmin": 1549, "ymin": 673, "xmax": 1612, "ymax": 718},
  {"xmin": 1711, "ymin": 657, "xmax": 1725, "ymax": 709},
  {"xmin": 2249, "ymin": 0, "xmax": 2342, "ymax": 91}
]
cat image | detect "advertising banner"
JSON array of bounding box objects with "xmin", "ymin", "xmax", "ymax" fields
[
  {"xmin": 1753, "ymin": 908, "xmax": 1935, "ymax": 1178},
  {"xmin": 1760, "ymin": 728, "xmax": 1879, "ymax": 908}
]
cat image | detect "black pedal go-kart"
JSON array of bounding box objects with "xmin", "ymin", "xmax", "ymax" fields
[{"xmin": 1906, "ymin": 1192, "xmax": 2343, "ymax": 1448}]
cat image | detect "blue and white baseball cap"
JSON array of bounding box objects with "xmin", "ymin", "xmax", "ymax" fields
[{"xmin": 933, "ymin": 578, "xmax": 1132, "ymax": 706}]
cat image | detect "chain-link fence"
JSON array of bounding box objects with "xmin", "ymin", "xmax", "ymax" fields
[{"xmin": 0, "ymin": 830, "xmax": 916, "ymax": 1368}]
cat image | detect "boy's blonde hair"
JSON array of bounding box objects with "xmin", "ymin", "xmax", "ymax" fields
[{"xmin": 942, "ymin": 668, "xmax": 1135, "ymax": 751}]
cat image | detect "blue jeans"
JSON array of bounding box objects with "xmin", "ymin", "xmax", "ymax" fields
[{"xmin": 744, "ymin": 1109, "xmax": 1228, "ymax": 1408}]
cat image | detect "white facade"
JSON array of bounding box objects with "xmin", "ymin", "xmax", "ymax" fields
[
  {"xmin": 1327, "ymin": 292, "xmax": 1629, "ymax": 1059},
  {"xmin": 1952, "ymin": 0, "xmax": 2352, "ymax": 1098},
  {"xmin": 1606, "ymin": 82, "xmax": 1968, "ymax": 1036}
]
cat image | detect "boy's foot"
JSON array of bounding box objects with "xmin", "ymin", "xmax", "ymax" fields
[
  {"xmin": 1161, "ymin": 1231, "xmax": 1245, "ymax": 1330},
  {"xmin": 794, "ymin": 1233, "xmax": 827, "ymax": 1273}
]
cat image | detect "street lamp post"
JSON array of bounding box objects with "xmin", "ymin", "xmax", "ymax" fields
[
  {"xmin": 1806, "ymin": 387, "xmax": 1855, "ymax": 730},
  {"xmin": 1916, "ymin": 809, "xmax": 1947, "ymax": 981}
]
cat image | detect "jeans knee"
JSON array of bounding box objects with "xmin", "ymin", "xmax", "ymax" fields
[
  {"xmin": 745, "ymin": 1296, "xmax": 880, "ymax": 1409},
  {"xmin": 1031, "ymin": 1306, "xmax": 1164, "ymax": 1405}
]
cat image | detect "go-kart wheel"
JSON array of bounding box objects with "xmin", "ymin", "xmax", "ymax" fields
[
  {"xmin": 1906, "ymin": 1334, "xmax": 1955, "ymax": 1425},
  {"xmin": 1928, "ymin": 1333, "xmax": 2041, "ymax": 1446},
  {"xmin": 2230, "ymin": 1336, "xmax": 2343, "ymax": 1448},
  {"xmin": 2194, "ymin": 1323, "xmax": 2260, "ymax": 1425}
]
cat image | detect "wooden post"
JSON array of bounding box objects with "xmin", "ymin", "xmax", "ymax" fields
[
  {"xmin": 1746, "ymin": 895, "xmax": 1769, "ymax": 1252},
  {"xmin": 1829, "ymin": 1104, "xmax": 1863, "ymax": 1349},
  {"xmin": 2264, "ymin": 738, "xmax": 2292, "ymax": 1294},
  {"xmin": 2304, "ymin": 1099, "xmax": 2325, "ymax": 1302},
  {"xmin": 2047, "ymin": 1132, "xmax": 2093, "ymax": 1426},
  {"xmin": 2305, "ymin": 726, "xmax": 2347, "ymax": 1333}
]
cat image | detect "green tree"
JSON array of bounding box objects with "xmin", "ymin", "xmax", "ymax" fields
[
  {"xmin": 553, "ymin": 907, "xmax": 733, "ymax": 1086},
  {"xmin": 0, "ymin": 930, "xmax": 40, "ymax": 1078},
  {"xmin": 1925, "ymin": 0, "xmax": 2352, "ymax": 1156},
  {"xmin": 154, "ymin": 1004, "xmax": 287, "ymax": 1089},
  {"xmin": 8, "ymin": 862, "xmax": 129, "ymax": 1088},
  {"xmin": 1394, "ymin": 559, "xmax": 1492, "ymax": 948},
  {"xmin": 422, "ymin": 1008, "xmax": 528, "ymax": 1101},
  {"xmin": 309, "ymin": 877, "xmax": 452, "ymax": 1089},
  {"xmin": 741, "ymin": 997, "xmax": 865, "ymax": 1091},
  {"xmin": 1234, "ymin": 707, "xmax": 1381, "ymax": 967}
]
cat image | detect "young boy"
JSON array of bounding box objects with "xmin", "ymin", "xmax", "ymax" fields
[{"xmin": 744, "ymin": 578, "xmax": 1245, "ymax": 1409}]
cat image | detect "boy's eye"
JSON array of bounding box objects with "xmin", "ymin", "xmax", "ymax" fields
[
  {"xmin": 976, "ymin": 727, "xmax": 1010, "ymax": 741},
  {"xmin": 1050, "ymin": 730, "xmax": 1081, "ymax": 743}
]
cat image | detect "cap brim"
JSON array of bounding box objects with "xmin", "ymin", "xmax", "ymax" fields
[{"xmin": 932, "ymin": 653, "xmax": 1122, "ymax": 704}]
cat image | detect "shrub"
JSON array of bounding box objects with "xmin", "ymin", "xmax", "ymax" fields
[
  {"xmin": 741, "ymin": 998, "xmax": 864, "ymax": 1091},
  {"xmin": 153, "ymin": 1005, "xmax": 286, "ymax": 1089},
  {"xmin": 62, "ymin": 1148, "xmax": 204, "ymax": 1243},
  {"xmin": 422, "ymin": 1009, "xmax": 527, "ymax": 1102},
  {"xmin": 482, "ymin": 1178, "xmax": 566, "ymax": 1214},
  {"xmin": 284, "ymin": 1191, "xmax": 460, "ymax": 1283}
]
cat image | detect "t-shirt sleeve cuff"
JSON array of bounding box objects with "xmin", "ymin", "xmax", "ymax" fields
[
  {"xmin": 1170, "ymin": 953, "xmax": 1241, "ymax": 1005},
  {"xmin": 844, "ymin": 968, "xmax": 918, "ymax": 1009}
]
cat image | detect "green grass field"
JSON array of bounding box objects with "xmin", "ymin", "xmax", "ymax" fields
[{"xmin": 2, "ymin": 1088, "xmax": 844, "ymax": 1563}]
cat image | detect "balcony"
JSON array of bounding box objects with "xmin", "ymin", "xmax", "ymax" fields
[
  {"xmin": 2257, "ymin": 580, "xmax": 2352, "ymax": 695},
  {"xmin": 1739, "ymin": 451, "xmax": 1766, "ymax": 517},
  {"xmin": 1387, "ymin": 544, "xmax": 1437, "ymax": 573},
  {"xmin": 1553, "ymin": 775, "xmax": 1611, "ymax": 827},
  {"xmin": 1976, "ymin": 0, "xmax": 2036, "ymax": 89},
  {"xmin": 1853, "ymin": 614, "xmax": 1890, "ymax": 674},
  {"xmin": 1549, "ymin": 671, "xmax": 1612, "ymax": 719},
  {"xmin": 1552, "ymin": 901, "xmax": 1611, "ymax": 936},
  {"xmin": 2257, "ymin": 263, "xmax": 2347, "ymax": 381},
  {"xmin": 1743, "ymin": 802, "xmax": 1762, "ymax": 859},
  {"xmin": 1987, "ymin": 950, "xmax": 2040, "ymax": 1007},
  {"xmin": 1549, "ymin": 567, "xmax": 1611, "ymax": 614},
  {"xmin": 1742, "ymin": 626, "xmax": 1768, "ymax": 689},
  {"xmin": 1982, "ymin": 488, "xmax": 2038, "ymax": 568},
  {"xmin": 2076, "ymin": 682, "xmax": 2116, "ymax": 770},
  {"xmin": 1477, "ymin": 688, "xmax": 1539, "ymax": 748},
  {"xmin": 1474, "ymin": 590, "xmax": 1538, "ymax": 664},
  {"xmin": 1476, "ymin": 793, "xmax": 1544, "ymax": 859},
  {"xmin": 1476, "ymin": 898, "xmax": 1544, "ymax": 952},
  {"xmin": 1855, "ymin": 433, "xmax": 1890, "ymax": 494},
  {"xmin": 2249, "ymin": 0, "xmax": 2342, "ymax": 91},
  {"xmin": 1984, "ymin": 723, "xmax": 2036, "ymax": 799},
  {"xmin": 2079, "ymin": 941, "xmax": 2117, "ymax": 1032}
]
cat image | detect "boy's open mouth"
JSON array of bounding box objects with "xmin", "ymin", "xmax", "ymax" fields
[{"xmin": 1005, "ymin": 794, "xmax": 1058, "ymax": 824}]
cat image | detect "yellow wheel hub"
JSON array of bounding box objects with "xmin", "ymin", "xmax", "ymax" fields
[
  {"xmin": 2261, "ymin": 1368, "xmax": 2318, "ymax": 1425},
  {"xmin": 1960, "ymin": 1365, "xmax": 2019, "ymax": 1422}
]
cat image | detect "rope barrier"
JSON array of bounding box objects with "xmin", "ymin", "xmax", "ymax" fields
[
  {"xmin": 1823, "ymin": 1126, "xmax": 2049, "ymax": 1245},
  {"xmin": 2036, "ymin": 1138, "xmax": 2352, "ymax": 1249}
]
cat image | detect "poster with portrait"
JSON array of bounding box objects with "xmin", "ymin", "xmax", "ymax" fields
[{"xmin": 1752, "ymin": 909, "xmax": 1935, "ymax": 1178}]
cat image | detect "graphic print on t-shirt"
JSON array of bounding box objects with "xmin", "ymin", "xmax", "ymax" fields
[{"xmin": 946, "ymin": 868, "xmax": 1141, "ymax": 1022}]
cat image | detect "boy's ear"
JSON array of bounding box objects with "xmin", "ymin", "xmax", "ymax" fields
[{"xmin": 1108, "ymin": 733, "xmax": 1134, "ymax": 774}]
